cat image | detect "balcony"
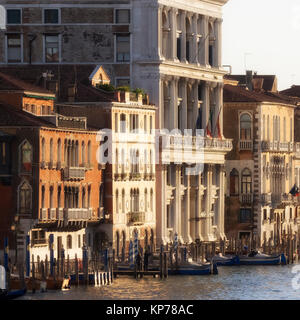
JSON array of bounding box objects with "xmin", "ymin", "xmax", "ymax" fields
[
  {"xmin": 261, "ymin": 193, "xmax": 272, "ymax": 205},
  {"xmin": 63, "ymin": 167, "xmax": 86, "ymax": 180},
  {"xmin": 64, "ymin": 208, "xmax": 93, "ymax": 222},
  {"xmin": 272, "ymin": 193, "xmax": 293, "ymax": 206},
  {"xmin": 239, "ymin": 193, "xmax": 253, "ymax": 205},
  {"xmin": 239, "ymin": 140, "xmax": 253, "ymax": 151},
  {"xmin": 295, "ymin": 143, "xmax": 300, "ymax": 158},
  {"xmin": 127, "ymin": 212, "xmax": 145, "ymax": 225},
  {"xmin": 261, "ymin": 141, "xmax": 294, "ymax": 153},
  {"xmin": 39, "ymin": 208, "xmax": 64, "ymax": 222}
]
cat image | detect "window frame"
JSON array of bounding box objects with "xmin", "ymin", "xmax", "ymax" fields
[
  {"xmin": 43, "ymin": 8, "xmax": 60, "ymax": 25},
  {"xmin": 115, "ymin": 9, "xmax": 131, "ymax": 24},
  {"xmin": 239, "ymin": 112, "xmax": 252, "ymax": 141},
  {"xmin": 115, "ymin": 33, "xmax": 130, "ymax": 63},
  {"xmin": 43, "ymin": 33, "xmax": 60, "ymax": 63},
  {"xmin": 6, "ymin": 33, "xmax": 23, "ymax": 63},
  {"xmin": 6, "ymin": 8, "xmax": 22, "ymax": 24}
]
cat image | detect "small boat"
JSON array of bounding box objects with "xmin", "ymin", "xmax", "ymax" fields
[
  {"xmin": 0, "ymin": 265, "xmax": 26, "ymax": 300},
  {"xmin": 0, "ymin": 288, "xmax": 27, "ymax": 300},
  {"xmin": 168, "ymin": 259, "xmax": 217, "ymax": 276},
  {"xmin": 211, "ymin": 253, "xmax": 240, "ymax": 266},
  {"xmin": 238, "ymin": 250, "xmax": 281, "ymax": 265}
]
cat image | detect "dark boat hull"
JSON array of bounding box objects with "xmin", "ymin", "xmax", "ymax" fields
[{"xmin": 0, "ymin": 288, "xmax": 27, "ymax": 300}]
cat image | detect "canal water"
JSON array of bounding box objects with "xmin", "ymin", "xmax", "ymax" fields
[{"xmin": 17, "ymin": 264, "xmax": 300, "ymax": 300}]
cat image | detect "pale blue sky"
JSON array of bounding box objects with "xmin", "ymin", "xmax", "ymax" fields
[{"xmin": 222, "ymin": 0, "xmax": 300, "ymax": 90}]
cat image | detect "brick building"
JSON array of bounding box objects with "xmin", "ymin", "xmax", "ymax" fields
[{"xmin": 0, "ymin": 72, "xmax": 103, "ymax": 262}]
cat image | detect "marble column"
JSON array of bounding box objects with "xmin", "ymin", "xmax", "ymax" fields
[
  {"xmin": 201, "ymin": 82, "xmax": 210, "ymax": 134},
  {"xmin": 170, "ymin": 7, "xmax": 178, "ymax": 61},
  {"xmin": 170, "ymin": 77, "xmax": 179, "ymax": 130},
  {"xmin": 199, "ymin": 15, "xmax": 209, "ymax": 66},
  {"xmin": 192, "ymin": 13, "xmax": 199, "ymax": 64},
  {"xmin": 180, "ymin": 78, "xmax": 188, "ymax": 130},
  {"xmin": 214, "ymin": 18, "xmax": 223, "ymax": 68},
  {"xmin": 180, "ymin": 10, "xmax": 187, "ymax": 63}
]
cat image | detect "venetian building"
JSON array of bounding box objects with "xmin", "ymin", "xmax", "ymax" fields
[
  {"xmin": 131, "ymin": 0, "xmax": 232, "ymax": 244},
  {"xmin": 224, "ymin": 72, "xmax": 299, "ymax": 245}
]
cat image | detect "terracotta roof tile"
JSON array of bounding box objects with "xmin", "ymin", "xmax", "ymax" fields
[{"xmin": 224, "ymin": 84, "xmax": 296, "ymax": 105}]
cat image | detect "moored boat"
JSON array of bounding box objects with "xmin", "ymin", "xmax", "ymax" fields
[
  {"xmin": 238, "ymin": 250, "xmax": 281, "ymax": 265},
  {"xmin": 168, "ymin": 260, "xmax": 217, "ymax": 276},
  {"xmin": 0, "ymin": 288, "xmax": 27, "ymax": 300},
  {"xmin": 211, "ymin": 253, "xmax": 240, "ymax": 266}
]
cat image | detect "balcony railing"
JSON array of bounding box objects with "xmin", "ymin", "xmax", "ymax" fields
[
  {"xmin": 239, "ymin": 140, "xmax": 253, "ymax": 151},
  {"xmin": 127, "ymin": 212, "xmax": 145, "ymax": 225},
  {"xmin": 239, "ymin": 193, "xmax": 253, "ymax": 205},
  {"xmin": 272, "ymin": 193, "xmax": 293, "ymax": 205},
  {"xmin": 261, "ymin": 141, "xmax": 294, "ymax": 153},
  {"xmin": 64, "ymin": 208, "xmax": 93, "ymax": 221},
  {"xmin": 261, "ymin": 193, "xmax": 272, "ymax": 205},
  {"xmin": 63, "ymin": 167, "xmax": 86, "ymax": 180}
]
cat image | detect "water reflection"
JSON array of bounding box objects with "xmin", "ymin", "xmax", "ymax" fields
[{"xmin": 18, "ymin": 265, "xmax": 300, "ymax": 300}]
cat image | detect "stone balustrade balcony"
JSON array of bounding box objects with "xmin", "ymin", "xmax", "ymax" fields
[
  {"xmin": 261, "ymin": 193, "xmax": 272, "ymax": 205},
  {"xmin": 239, "ymin": 193, "xmax": 253, "ymax": 205},
  {"xmin": 239, "ymin": 140, "xmax": 253, "ymax": 151},
  {"xmin": 261, "ymin": 141, "xmax": 294, "ymax": 153},
  {"xmin": 63, "ymin": 166, "xmax": 86, "ymax": 180},
  {"xmin": 127, "ymin": 212, "xmax": 145, "ymax": 225}
]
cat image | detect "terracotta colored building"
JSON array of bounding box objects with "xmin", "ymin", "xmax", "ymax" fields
[{"xmin": 0, "ymin": 72, "xmax": 103, "ymax": 262}]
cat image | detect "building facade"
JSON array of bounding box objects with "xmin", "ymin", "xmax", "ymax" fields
[
  {"xmin": 0, "ymin": 73, "xmax": 103, "ymax": 262},
  {"xmin": 224, "ymin": 77, "xmax": 299, "ymax": 244},
  {"xmin": 0, "ymin": 0, "xmax": 231, "ymax": 247}
]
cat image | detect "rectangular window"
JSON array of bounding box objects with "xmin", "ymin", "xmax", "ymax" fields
[
  {"xmin": 239, "ymin": 209, "xmax": 251, "ymax": 223},
  {"xmin": 44, "ymin": 9, "xmax": 59, "ymax": 24},
  {"xmin": 116, "ymin": 35, "xmax": 130, "ymax": 62},
  {"xmin": 7, "ymin": 34, "xmax": 21, "ymax": 63},
  {"xmin": 115, "ymin": 9, "xmax": 130, "ymax": 24},
  {"xmin": 7, "ymin": 9, "xmax": 21, "ymax": 24},
  {"xmin": 177, "ymin": 37, "xmax": 181, "ymax": 60},
  {"xmin": 45, "ymin": 34, "xmax": 59, "ymax": 63}
]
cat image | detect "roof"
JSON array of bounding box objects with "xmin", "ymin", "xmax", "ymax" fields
[
  {"xmin": 0, "ymin": 103, "xmax": 56, "ymax": 128},
  {"xmin": 0, "ymin": 65, "xmax": 116, "ymax": 103},
  {"xmin": 0, "ymin": 72, "xmax": 54, "ymax": 96},
  {"xmin": 280, "ymin": 86, "xmax": 300, "ymax": 99},
  {"xmin": 224, "ymin": 84, "xmax": 296, "ymax": 105},
  {"xmin": 225, "ymin": 74, "xmax": 277, "ymax": 92}
]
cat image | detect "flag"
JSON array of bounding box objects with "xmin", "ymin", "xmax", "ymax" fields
[
  {"xmin": 206, "ymin": 108, "xmax": 213, "ymax": 138},
  {"xmin": 216, "ymin": 113, "xmax": 222, "ymax": 140},
  {"xmin": 290, "ymin": 184, "xmax": 300, "ymax": 197}
]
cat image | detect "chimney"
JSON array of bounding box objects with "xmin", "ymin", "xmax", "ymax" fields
[{"xmin": 246, "ymin": 70, "xmax": 253, "ymax": 91}]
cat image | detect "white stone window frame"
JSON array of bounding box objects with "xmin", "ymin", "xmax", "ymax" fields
[
  {"xmin": 17, "ymin": 179, "xmax": 33, "ymax": 215},
  {"xmin": 6, "ymin": 8, "xmax": 22, "ymax": 25},
  {"xmin": 5, "ymin": 33, "xmax": 23, "ymax": 64},
  {"xmin": 43, "ymin": 8, "xmax": 61, "ymax": 25},
  {"xmin": 114, "ymin": 33, "xmax": 131, "ymax": 63},
  {"xmin": 114, "ymin": 8, "xmax": 131, "ymax": 25},
  {"xmin": 238, "ymin": 110, "xmax": 253, "ymax": 141},
  {"xmin": 18, "ymin": 138, "xmax": 32, "ymax": 175},
  {"xmin": 43, "ymin": 33, "xmax": 61, "ymax": 63}
]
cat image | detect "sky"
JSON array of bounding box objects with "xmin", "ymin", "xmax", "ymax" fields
[{"xmin": 222, "ymin": 0, "xmax": 300, "ymax": 91}]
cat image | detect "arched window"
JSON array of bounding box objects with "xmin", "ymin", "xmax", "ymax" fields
[
  {"xmin": 20, "ymin": 140, "xmax": 32, "ymax": 173},
  {"xmin": 49, "ymin": 138, "xmax": 53, "ymax": 165},
  {"xmin": 81, "ymin": 141, "xmax": 85, "ymax": 165},
  {"xmin": 116, "ymin": 231, "xmax": 120, "ymax": 258},
  {"xmin": 115, "ymin": 113, "xmax": 118, "ymax": 133},
  {"xmin": 19, "ymin": 181, "xmax": 32, "ymax": 214},
  {"xmin": 150, "ymin": 188, "xmax": 153, "ymax": 212},
  {"xmin": 230, "ymin": 169, "xmax": 239, "ymax": 196},
  {"xmin": 115, "ymin": 189, "xmax": 119, "ymax": 213},
  {"xmin": 41, "ymin": 185, "xmax": 45, "ymax": 208},
  {"xmin": 87, "ymin": 141, "xmax": 91, "ymax": 167},
  {"xmin": 241, "ymin": 168, "xmax": 252, "ymax": 194},
  {"xmin": 240, "ymin": 113, "xmax": 252, "ymax": 140},
  {"xmin": 122, "ymin": 189, "xmax": 125, "ymax": 213},
  {"xmin": 99, "ymin": 184, "xmax": 104, "ymax": 208},
  {"xmin": 82, "ymin": 187, "xmax": 86, "ymax": 208},
  {"xmin": 57, "ymin": 139, "xmax": 61, "ymax": 164},
  {"xmin": 144, "ymin": 115, "xmax": 147, "ymax": 133},
  {"xmin": 144, "ymin": 189, "xmax": 148, "ymax": 212},
  {"xmin": 120, "ymin": 114, "xmax": 126, "ymax": 133},
  {"xmin": 67, "ymin": 235, "xmax": 72, "ymax": 249},
  {"xmin": 57, "ymin": 186, "xmax": 61, "ymax": 208},
  {"xmin": 49, "ymin": 186, "xmax": 54, "ymax": 208}
]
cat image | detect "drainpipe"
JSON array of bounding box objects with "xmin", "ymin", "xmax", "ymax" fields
[{"xmin": 28, "ymin": 33, "xmax": 37, "ymax": 64}]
